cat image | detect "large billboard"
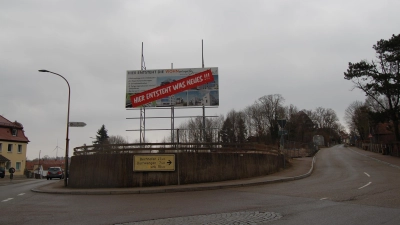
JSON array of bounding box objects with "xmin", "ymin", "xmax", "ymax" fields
[{"xmin": 126, "ymin": 67, "xmax": 219, "ymax": 108}]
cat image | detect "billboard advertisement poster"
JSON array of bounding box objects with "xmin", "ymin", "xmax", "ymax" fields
[{"xmin": 126, "ymin": 67, "xmax": 219, "ymax": 108}]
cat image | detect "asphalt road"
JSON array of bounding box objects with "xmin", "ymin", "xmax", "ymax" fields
[{"xmin": 1, "ymin": 145, "xmax": 400, "ymax": 225}]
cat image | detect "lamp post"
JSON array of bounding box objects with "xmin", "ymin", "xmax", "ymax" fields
[
  {"xmin": 38, "ymin": 69, "xmax": 70, "ymax": 187},
  {"xmin": 38, "ymin": 150, "xmax": 41, "ymax": 179}
]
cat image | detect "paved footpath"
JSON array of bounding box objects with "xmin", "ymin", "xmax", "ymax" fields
[{"xmin": 347, "ymin": 146, "xmax": 400, "ymax": 169}]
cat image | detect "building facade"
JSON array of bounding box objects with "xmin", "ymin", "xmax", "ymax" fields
[{"xmin": 0, "ymin": 115, "xmax": 29, "ymax": 176}]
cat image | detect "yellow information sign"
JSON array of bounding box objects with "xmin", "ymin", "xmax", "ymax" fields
[{"xmin": 133, "ymin": 154, "xmax": 175, "ymax": 171}]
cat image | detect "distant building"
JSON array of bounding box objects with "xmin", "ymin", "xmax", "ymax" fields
[
  {"xmin": 198, "ymin": 80, "xmax": 218, "ymax": 90},
  {"xmin": 201, "ymin": 92, "xmax": 218, "ymax": 106},
  {"xmin": 26, "ymin": 159, "xmax": 66, "ymax": 178},
  {"xmin": 156, "ymin": 95, "xmax": 176, "ymax": 106},
  {"xmin": 189, "ymin": 96, "xmax": 202, "ymax": 106},
  {"xmin": 372, "ymin": 122, "xmax": 398, "ymax": 143},
  {"xmin": 0, "ymin": 115, "xmax": 29, "ymax": 176},
  {"xmin": 313, "ymin": 135, "xmax": 325, "ymax": 146}
]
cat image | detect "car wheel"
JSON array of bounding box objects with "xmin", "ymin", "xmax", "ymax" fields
[
  {"xmin": 50, "ymin": 178, "xmax": 52, "ymax": 180},
  {"xmin": 47, "ymin": 177, "xmax": 49, "ymax": 180}
]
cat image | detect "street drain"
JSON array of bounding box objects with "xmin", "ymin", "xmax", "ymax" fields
[{"xmin": 117, "ymin": 211, "xmax": 282, "ymax": 225}]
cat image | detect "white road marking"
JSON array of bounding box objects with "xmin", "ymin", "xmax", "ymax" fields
[
  {"xmin": 358, "ymin": 182, "xmax": 372, "ymax": 189},
  {"xmin": 18, "ymin": 193, "xmax": 25, "ymax": 196},
  {"xmin": 364, "ymin": 172, "xmax": 370, "ymax": 177},
  {"xmin": 320, "ymin": 197, "xmax": 328, "ymax": 200},
  {"xmin": 2, "ymin": 198, "xmax": 13, "ymax": 202}
]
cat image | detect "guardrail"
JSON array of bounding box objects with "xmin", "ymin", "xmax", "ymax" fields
[{"xmin": 73, "ymin": 142, "xmax": 281, "ymax": 156}]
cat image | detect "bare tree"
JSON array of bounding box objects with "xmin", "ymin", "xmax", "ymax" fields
[
  {"xmin": 246, "ymin": 102, "xmax": 266, "ymax": 142},
  {"xmin": 257, "ymin": 94, "xmax": 286, "ymax": 144},
  {"xmin": 220, "ymin": 110, "xmax": 248, "ymax": 143},
  {"xmin": 108, "ymin": 135, "xmax": 128, "ymax": 145},
  {"xmin": 344, "ymin": 101, "xmax": 370, "ymax": 140}
]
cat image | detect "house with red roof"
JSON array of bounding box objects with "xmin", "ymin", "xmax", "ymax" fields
[
  {"xmin": 26, "ymin": 159, "xmax": 65, "ymax": 178},
  {"xmin": 0, "ymin": 115, "xmax": 29, "ymax": 177},
  {"xmin": 373, "ymin": 122, "xmax": 397, "ymax": 143}
]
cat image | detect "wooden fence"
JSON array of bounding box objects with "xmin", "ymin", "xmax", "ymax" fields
[
  {"xmin": 357, "ymin": 142, "xmax": 400, "ymax": 157},
  {"xmin": 69, "ymin": 142, "xmax": 285, "ymax": 188}
]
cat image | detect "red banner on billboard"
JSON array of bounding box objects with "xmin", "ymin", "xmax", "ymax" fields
[{"xmin": 130, "ymin": 69, "xmax": 214, "ymax": 107}]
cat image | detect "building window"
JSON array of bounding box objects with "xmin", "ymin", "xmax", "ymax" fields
[
  {"xmin": 0, "ymin": 143, "xmax": 2, "ymax": 152},
  {"xmin": 11, "ymin": 129, "xmax": 18, "ymax": 136},
  {"xmin": 18, "ymin": 145, "xmax": 22, "ymax": 153},
  {"xmin": 8, "ymin": 144, "xmax": 12, "ymax": 152},
  {"xmin": 16, "ymin": 162, "xmax": 21, "ymax": 171}
]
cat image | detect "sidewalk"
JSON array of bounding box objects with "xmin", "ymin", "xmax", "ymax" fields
[
  {"xmin": 31, "ymin": 157, "xmax": 315, "ymax": 195},
  {"xmin": 348, "ymin": 146, "xmax": 400, "ymax": 169},
  {"xmin": 0, "ymin": 176, "xmax": 34, "ymax": 186}
]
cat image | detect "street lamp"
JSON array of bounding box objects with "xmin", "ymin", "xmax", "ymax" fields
[
  {"xmin": 38, "ymin": 69, "xmax": 70, "ymax": 187},
  {"xmin": 38, "ymin": 150, "xmax": 41, "ymax": 179}
]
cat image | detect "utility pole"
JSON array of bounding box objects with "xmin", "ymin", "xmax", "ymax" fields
[{"xmin": 38, "ymin": 150, "xmax": 41, "ymax": 179}]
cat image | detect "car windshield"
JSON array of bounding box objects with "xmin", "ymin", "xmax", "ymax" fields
[{"xmin": 49, "ymin": 168, "xmax": 60, "ymax": 171}]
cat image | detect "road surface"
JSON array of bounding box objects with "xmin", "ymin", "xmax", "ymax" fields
[{"xmin": 1, "ymin": 145, "xmax": 399, "ymax": 224}]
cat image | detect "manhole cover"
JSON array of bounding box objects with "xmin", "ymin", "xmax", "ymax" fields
[{"xmin": 117, "ymin": 211, "xmax": 282, "ymax": 225}]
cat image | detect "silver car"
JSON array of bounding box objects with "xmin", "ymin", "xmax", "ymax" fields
[{"xmin": 47, "ymin": 167, "xmax": 64, "ymax": 180}]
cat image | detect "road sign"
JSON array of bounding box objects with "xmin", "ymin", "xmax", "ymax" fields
[
  {"xmin": 134, "ymin": 154, "xmax": 175, "ymax": 171},
  {"xmin": 278, "ymin": 130, "xmax": 288, "ymax": 136},
  {"xmin": 69, "ymin": 122, "xmax": 87, "ymax": 127},
  {"xmin": 277, "ymin": 119, "xmax": 286, "ymax": 128}
]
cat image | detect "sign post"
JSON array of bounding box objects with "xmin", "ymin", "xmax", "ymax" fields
[{"xmin": 277, "ymin": 119, "xmax": 287, "ymax": 151}]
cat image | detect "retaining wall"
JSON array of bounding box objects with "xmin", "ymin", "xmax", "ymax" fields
[{"xmin": 68, "ymin": 153, "xmax": 284, "ymax": 188}]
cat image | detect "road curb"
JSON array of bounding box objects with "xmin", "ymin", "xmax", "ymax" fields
[{"xmin": 31, "ymin": 155, "xmax": 316, "ymax": 195}]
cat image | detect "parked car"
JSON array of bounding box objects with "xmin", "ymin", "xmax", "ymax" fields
[
  {"xmin": 47, "ymin": 167, "xmax": 64, "ymax": 180},
  {"xmin": 0, "ymin": 167, "xmax": 5, "ymax": 178}
]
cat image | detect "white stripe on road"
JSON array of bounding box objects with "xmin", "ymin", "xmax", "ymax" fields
[
  {"xmin": 18, "ymin": 193, "xmax": 25, "ymax": 196},
  {"xmin": 320, "ymin": 197, "xmax": 328, "ymax": 200},
  {"xmin": 2, "ymin": 198, "xmax": 13, "ymax": 202},
  {"xmin": 364, "ymin": 172, "xmax": 370, "ymax": 177},
  {"xmin": 358, "ymin": 182, "xmax": 372, "ymax": 189}
]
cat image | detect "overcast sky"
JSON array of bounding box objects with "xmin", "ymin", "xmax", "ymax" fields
[{"xmin": 1, "ymin": 0, "xmax": 399, "ymax": 160}]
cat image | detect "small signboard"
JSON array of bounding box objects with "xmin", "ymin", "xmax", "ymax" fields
[
  {"xmin": 133, "ymin": 154, "xmax": 175, "ymax": 171},
  {"xmin": 69, "ymin": 122, "xmax": 86, "ymax": 127},
  {"xmin": 278, "ymin": 130, "xmax": 288, "ymax": 136},
  {"xmin": 277, "ymin": 119, "xmax": 286, "ymax": 129}
]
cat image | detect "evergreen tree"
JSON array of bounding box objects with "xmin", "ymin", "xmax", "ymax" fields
[
  {"xmin": 237, "ymin": 117, "xmax": 247, "ymax": 143},
  {"xmin": 344, "ymin": 34, "xmax": 400, "ymax": 141},
  {"xmin": 220, "ymin": 117, "xmax": 235, "ymax": 143},
  {"xmin": 93, "ymin": 124, "xmax": 109, "ymax": 145}
]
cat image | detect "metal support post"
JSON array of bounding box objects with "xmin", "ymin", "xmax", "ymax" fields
[{"xmin": 171, "ymin": 106, "xmax": 175, "ymax": 143}]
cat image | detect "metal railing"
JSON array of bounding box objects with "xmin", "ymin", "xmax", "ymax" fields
[
  {"xmin": 73, "ymin": 142, "xmax": 281, "ymax": 156},
  {"xmin": 282, "ymin": 141, "xmax": 319, "ymax": 158}
]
